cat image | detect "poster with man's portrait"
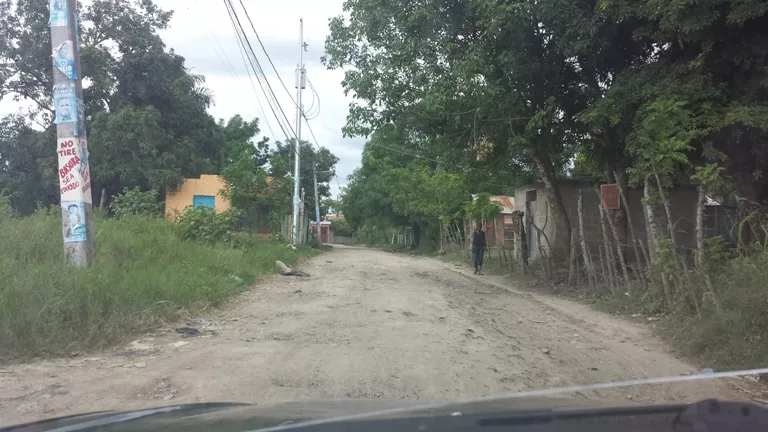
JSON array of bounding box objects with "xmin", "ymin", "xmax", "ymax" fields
[
  {"xmin": 53, "ymin": 83, "xmax": 77, "ymax": 125},
  {"xmin": 61, "ymin": 201, "xmax": 86, "ymax": 242},
  {"xmin": 52, "ymin": 40, "xmax": 76, "ymax": 79},
  {"xmin": 49, "ymin": 0, "xmax": 68, "ymax": 27}
]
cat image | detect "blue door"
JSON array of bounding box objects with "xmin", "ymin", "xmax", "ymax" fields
[{"xmin": 193, "ymin": 195, "xmax": 215, "ymax": 209}]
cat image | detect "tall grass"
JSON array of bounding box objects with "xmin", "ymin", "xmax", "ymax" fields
[
  {"xmin": 0, "ymin": 204, "xmax": 314, "ymax": 360},
  {"xmin": 658, "ymin": 252, "xmax": 768, "ymax": 371}
]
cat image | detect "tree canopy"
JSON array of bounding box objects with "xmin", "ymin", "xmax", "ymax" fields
[
  {"xmin": 0, "ymin": 0, "xmax": 339, "ymax": 224},
  {"xmin": 325, "ymin": 0, "xmax": 768, "ymax": 253}
]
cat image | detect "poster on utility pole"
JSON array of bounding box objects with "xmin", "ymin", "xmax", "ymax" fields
[
  {"xmin": 61, "ymin": 201, "xmax": 87, "ymax": 243},
  {"xmin": 58, "ymin": 137, "xmax": 92, "ymax": 204},
  {"xmin": 49, "ymin": 0, "xmax": 68, "ymax": 27},
  {"xmin": 53, "ymin": 83, "xmax": 79, "ymax": 129},
  {"xmin": 52, "ymin": 40, "xmax": 76, "ymax": 79}
]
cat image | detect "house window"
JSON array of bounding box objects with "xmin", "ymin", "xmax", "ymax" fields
[{"xmin": 193, "ymin": 195, "xmax": 215, "ymax": 209}]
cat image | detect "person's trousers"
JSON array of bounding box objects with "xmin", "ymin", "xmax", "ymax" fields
[{"xmin": 473, "ymin": 249, "xmax": 484, "ymax": 269}]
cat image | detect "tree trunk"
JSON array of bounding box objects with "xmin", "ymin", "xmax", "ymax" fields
[
  {"xmin": 696, "ymin": 185, "xmax": 724, "ymax": 315},
  {"xmin": 531, "ymin": 151, "xmax": 571, "ymax": 263},
  {"xmin": 644, "ymin": 178, "xmax": 672, "ymax": 308},
  {"xmin": 412, "ymin": 223, "xmax": 421, "ymax": 248},
  {"xmin": 100, "ymin": 188, "xmax": 108, "ymax": 209}
]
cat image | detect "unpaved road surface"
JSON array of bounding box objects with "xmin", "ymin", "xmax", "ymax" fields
[{"xmin": 0, "ymin": 246, "xmax": 748, "ymax": 426}]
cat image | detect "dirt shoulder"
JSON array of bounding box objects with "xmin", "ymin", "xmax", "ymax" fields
[{"xmin": 0, "ymin": 246, "xmax": 752, "ymax": 427}]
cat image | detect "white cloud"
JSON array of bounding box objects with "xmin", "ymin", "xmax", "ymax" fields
[
  {"xmin": 156, "ymin": 0, "xmax": 362, "ymax": 196},
  {"xmin": 0, "ymin": 0, "xmax": 364, "ymax": 196}
]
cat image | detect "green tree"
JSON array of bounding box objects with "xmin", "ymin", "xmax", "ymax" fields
[
  {"xmin": 341, "ymin": 128, "xmax": 469, "ymax": 247},
  {"xmin": 269, "ymin": 139, "xmax": 339, "ymax": 220},
  {"xmin": 0, "ymin": 115, "xmax": 57, "ymax": 215},
  {"xmin": 324, "ymin": 0, "xmax": 596, "ymax": 259},
  {"xmin": 0, "ymin": 0, "xmax": 225, "ymax": 210}
]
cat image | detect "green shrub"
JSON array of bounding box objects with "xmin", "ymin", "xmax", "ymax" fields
[
  {"xmin": 176, "ymin": 206, "xmax": 240, "ymax": 244},
  {"xmin": 109, "ymin": 187, "xmax": 162, "ymax": 218},
  {"xmin": 0, "ymin": 209, "xmax": 315, "ymax": 359}
]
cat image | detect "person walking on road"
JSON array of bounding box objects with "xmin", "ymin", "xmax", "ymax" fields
[{"xmin": 472, "ymin": 222, "xmax": 487, "ymax": 275}]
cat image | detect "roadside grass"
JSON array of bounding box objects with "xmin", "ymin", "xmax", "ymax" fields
[{"xmin": 0, "ymin": 205, "xmax": 316, "ymax": 360}]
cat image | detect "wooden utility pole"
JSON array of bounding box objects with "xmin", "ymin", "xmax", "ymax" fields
[{"xmin": 50, "ymin": 0, "xmax": 95, "ymax": 266}]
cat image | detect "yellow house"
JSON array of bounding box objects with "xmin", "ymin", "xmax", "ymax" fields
[{"xmin": 165, "ymin": 175, "xmax": 231, "ymax": 220}]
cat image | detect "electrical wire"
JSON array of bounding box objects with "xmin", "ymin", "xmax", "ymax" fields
[
  {"xmin": 224, "ymin": 0, "xmax": 300, "ymax": 156},
  {"xmin": 204, "ymin": 32, "xmax": 238, "ymax": 81},
  {"xmin": 237, "ymin": 0, "xmax": 298, "ymax": 105},
  {"xmin": 227, "ymin": 10, "xmax": 278, "ymax": 141},
  {"xmin": 305, "ymin": 77, "xmax": 321, "ymax": 120},
  {"xmin": 209, "ymin": 29, "xmax": 240, "ymax": 81}
]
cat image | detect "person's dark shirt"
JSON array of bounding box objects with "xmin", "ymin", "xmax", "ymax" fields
[{"xmin": 472, "ymin": 230, "xmax": 486, "ymax": 249}]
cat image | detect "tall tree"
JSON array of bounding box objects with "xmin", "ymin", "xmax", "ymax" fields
[{"xmin": 324, "ymin": 0, "xmax": 592, "ymax": 260}]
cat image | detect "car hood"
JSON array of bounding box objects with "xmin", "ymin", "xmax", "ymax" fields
[{"xmin": 2, "ymin": 397, "xmax": 644, "ymax": 432}]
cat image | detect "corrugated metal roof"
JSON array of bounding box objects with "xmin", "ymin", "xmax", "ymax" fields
[{"xmin": 471, "ymin": 194, "xmax": 516, "ymax": 214}]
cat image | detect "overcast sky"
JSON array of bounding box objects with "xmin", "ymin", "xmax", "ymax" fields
[{"xmin": 1, "ymin": 0, "xmax": 364, "ymax": 197}]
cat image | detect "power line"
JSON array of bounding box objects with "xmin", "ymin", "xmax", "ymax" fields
[
  {"xmin": 209, "ymin": 29, "xmax": 240, "ymax": 81},
  {"xmin": 224, "ymin": 0, "xmax": 300, "ymax": 155},
  {"xmin": 227, "ymin": 12, "xmax": 278, "ymax": 140},
  {"xmin": 305, "ymin": 77, "xmax": 321, "ymax": 120},
  {"xmin": 204, "ymin": 32, "xmax": 238, "ymax": 81},
  {"xmin": 237, "ymin": 0, "xmax": 297, "ymax": 105}
]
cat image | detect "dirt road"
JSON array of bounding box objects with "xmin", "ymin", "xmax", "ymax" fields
[{"xmin": 0, "ymin": 246, "xmax": 745, "ymax": 426}]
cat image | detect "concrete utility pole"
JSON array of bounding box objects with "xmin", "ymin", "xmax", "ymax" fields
[
  {"xmin": 291, "ymin": 18, "xmax": 306, "ymax": 246},
  {"xmin": 313, "ymin": 166, "xmax": 321, "ymax": 246},
  {"xmin": 50, "ymin": 0, "xmax": 95, "ymax": 266}
]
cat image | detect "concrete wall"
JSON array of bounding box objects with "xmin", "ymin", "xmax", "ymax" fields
[
  {"xmin": 517, "ymin": 180, "xmax": 700, "ymax": 265},
  {"xmin": 165, "ymin": 175, "xmax": 230, "ymax": 220}
]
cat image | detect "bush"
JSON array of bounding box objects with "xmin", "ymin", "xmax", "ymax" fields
[
  {"xmin": 176, "ymin": 207, "xmax": 240, "ymax": 244},
  {"xmin": 0, "ymin": 209, "xmax": 316, "ymax": 359},
  {"xmin": 109, "ymin": 187, "xmax": 162, "ymax": 218}
]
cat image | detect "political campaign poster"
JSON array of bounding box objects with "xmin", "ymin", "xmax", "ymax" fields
[
  {"xmin": 61, "ymin": 200, "xmax": 87, "ymax": 242},
  {"xmin": 52, "ymin": 40, "xmax": 76, "ymax": 79},
  {"xmin": 49, "ymin": 0, "xmax": 68, "ymax": 27},
  {"xmin": 53, "ymin": 83, "xmax": 77, "ymax": 125},
  {"xmin": 58, "ymin": 137, "xmax": 91, "ymax": 203}
]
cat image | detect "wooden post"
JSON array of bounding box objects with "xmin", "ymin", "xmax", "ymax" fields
[
  {"xmin": 596, "ymin": 189, "xmax": 631, "ymax": 291},
  {"xmin": 599, "ymin": 246, "xmax": 609, "ymax": 290},
  {"xmin": 600, "ymin": 207, "xmax": 618, "ymax": 294},
  {"xmin": 577, "ymin": 190, "xmax": 595, "ymax": 288},
  {"xmin": 568, "ymin": 231, "xmax": 577, "ymax": 286},
  {"xmin": 653, "ymin": 167, "xmax": 700, "ymax": 315},
  {"xmin": 696, "ymin": 185, "xmax": 723, "ymax": 314},
  {"xmin": 644, "ymin": 178, "xmax": 672, "ymax": 308},
  {"xmin": 613, "ymin": 171, "xmax": 648, "ymax": 291}
]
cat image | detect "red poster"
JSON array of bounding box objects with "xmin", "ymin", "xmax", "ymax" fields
[{"xmin": 601, "ymin": 184, "xmax": 620, "ymax": 210}]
